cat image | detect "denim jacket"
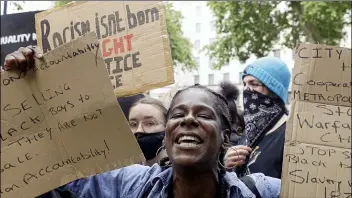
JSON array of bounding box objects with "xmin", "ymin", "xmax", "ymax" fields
[{"xmin": 66, "ymin": 164, "xmax": 281, "ymax": 198}]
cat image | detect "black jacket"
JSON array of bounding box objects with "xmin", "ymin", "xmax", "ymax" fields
[{"xmin": 245, "ymin": 122, "xmax": 286, "ymax": 179}]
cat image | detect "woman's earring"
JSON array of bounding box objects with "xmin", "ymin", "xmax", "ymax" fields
[
  {"xmin": 156, "ymin": 145, "xmax": 164, "ymax": 157},
  {"xmin": 156, "ymin": 145, "xmax": 172, "ymax": 168}
]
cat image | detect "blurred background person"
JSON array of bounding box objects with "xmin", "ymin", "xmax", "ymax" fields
[
  {"xmin": 128, "ymin": 97, "xmax": 168, "ymax": 166},
  {"xmin": 219, "ymin": 81, "xmax": 244, "ymax": 145},
  {"xmin": 225, "ymin": 57, "xmax": 291, "ymax": 179}
]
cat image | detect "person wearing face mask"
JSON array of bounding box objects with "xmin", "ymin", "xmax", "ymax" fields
[
  {"xmin": 128, "ymin": 97, "xmax": 168, "ymax": 166},
  {"xmin": 224, "ymin": 57, "xmax": 291, "ymax": 179},
  {"xmin": 219, "ymin": 81, "xmax": 245, "ymax": 145}
]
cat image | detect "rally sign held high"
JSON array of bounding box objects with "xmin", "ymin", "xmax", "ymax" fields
[
  {"xmin": 35, "ymin": 1, "xmax": 174, "ymax": 97},
  {"xmin": 1, "ymin": 32, "xmax": 143, "ymax": 198},
  {"xmin": 281, "ymin": 44, "xmax": 351, "ymax": 198}
]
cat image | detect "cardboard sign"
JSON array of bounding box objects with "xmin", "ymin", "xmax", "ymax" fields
[
  {"xmin": 281, "ymin": 44, "xmax": 351, "ymax": 198},
  {"xmin": 35, "ymin": 1, "xmax": 174, "ymax": 97},
  {"xmin": 1, "ymin": 11, "xmax": 42, "ymax": 67},
  {"xmin": 0, "ymin": 32, "xmax": 143, "ymax": 198}
]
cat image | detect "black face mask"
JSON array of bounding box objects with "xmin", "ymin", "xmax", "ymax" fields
[
  {"xmin": 241, "ymin": 89, "xmax": 284, "ymax": 147},
  {"xmin": 134, "ymin": 131, "xmax": 165, "ymax": 160}
]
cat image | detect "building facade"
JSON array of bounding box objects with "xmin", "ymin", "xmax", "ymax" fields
[{"xmin": 150, "ymin": 1, "xmax": 296, "ymax": 109}]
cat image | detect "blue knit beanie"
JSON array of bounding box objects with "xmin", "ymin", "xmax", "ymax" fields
[{"xmin": 242, "ymin": 57, "xmax": 291, "ymax": 104}]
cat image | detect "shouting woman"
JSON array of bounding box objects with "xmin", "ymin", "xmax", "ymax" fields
[{"xmin": 4, "ymin": 46, "xmax": 281, "ymax": 198}]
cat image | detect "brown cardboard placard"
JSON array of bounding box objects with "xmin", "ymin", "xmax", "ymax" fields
[
  {"xmin": 35, "ymin": 1, "xmax": 174, "ymax": 97},
  {"xmin": 281, "ymin": 44, "xmax": 351, "ymax": 198},
  {"xmin": 1, "ymin": 32, "xmax": 144, "ymax": 198}
]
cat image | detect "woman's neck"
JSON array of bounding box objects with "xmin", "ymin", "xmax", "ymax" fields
[
  {"xmin": 143, "ymin": 158, "xmax": 156, "ymax": 166},
  {"xmin": 172, "ymin": 167, "xmax": 219, "ymax": 198}
]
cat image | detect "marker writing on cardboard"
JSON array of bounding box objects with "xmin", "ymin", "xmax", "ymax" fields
[
  {"xmin": 286, "ymin": 154, "xmax": 327, "ymax": 168},
  {"xmin": 22, "ymin": 140, "xmax": 110, "ymax": 185},
  {"xmin": 297, "ymin": 47, "xmax": 343, "ymax": 60},
  {"xmin": 0, "ymin": 115, "xmax": 43, "ymax": 142},
  {"xmin": 5, "ymin": 129, "xmax": 52, "ymax": 147},
  {"xmin": 56, "ymin": 109, "xmax": 103, "ymax": 133},
  {"xmin": 292, "ymin": 90, "xmax": 352, "ymax": 104},
  {"xmin": 293, "ymin": 72, "xmax": 352, "ymax": 92},
  {"xmin": 296, "ymin": 113, "xmax": 351, "ymax": 135},
  {"xmin": 1, "ymin": 152, "xmax": 36, "ymax": 174},
  {"xmin": 32, "ymin": 43, "xmax": 99, "ymax": 73},
  {"xmin": 102, "ymin": 33, "xmax": 143, "ymax": 88},
  {"xmin": 40, "ymin": 4, "xmax": 160, "ymax": 53},
  {"xmin": 0, "ymin": 140, "xmax": 111, "ymax": 195},
  {"xmin": 1, "ymin": 71, "xmax": 25, "ymax": 87},
  {"xmin": 296, "ymin": 45, "xmax": 351, "ymax": 75}
]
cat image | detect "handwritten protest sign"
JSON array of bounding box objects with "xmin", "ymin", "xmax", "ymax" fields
[
  {"xmin": 35, "ymin": 1, "xmax": 174, "ymax": 97},
  {"xmin": 281, "ymin": 44, "xmax": 351, "ymax": 198},
  {"xmin": 1, "ymin": 32, "xmax": 144, "ymax": 198}
]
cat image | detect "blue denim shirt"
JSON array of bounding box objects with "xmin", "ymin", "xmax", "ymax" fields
[{"xmin": 66, "ymin": 164, "xmax": 281, "ymax": 198}]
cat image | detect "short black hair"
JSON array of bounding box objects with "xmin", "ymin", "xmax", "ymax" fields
[{"xmin": 168, "ymin": 84, "xmax": 232, "ymax": 132}]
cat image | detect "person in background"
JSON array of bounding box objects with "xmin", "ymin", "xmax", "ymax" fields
[
  {"xmin": 128, "ymin": 97, "xmax": 168, "ymax": 166},
  {"xmin": 225, "ymin": 57, "xmax": 291, "ymax": 179},
  {"xmin": 219, "ymin": 81, "xmax": 245, "ymax": 145}
]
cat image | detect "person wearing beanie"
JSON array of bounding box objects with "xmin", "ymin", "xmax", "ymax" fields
[{"xmin": 224, "ymin": 56, "xmax": 291, "ymax": 179}]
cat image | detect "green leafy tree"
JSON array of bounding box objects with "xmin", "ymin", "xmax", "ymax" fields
[
  {"xmin": 54, "ymin": 1, "xmax": 196, "ymax": 71},
  {"xmin": 3, "ymin": 1, "xmax": 26, "ymax": 12},
  {"xmin": 12, "ymin": 1, "xmax": 25, "ymax": 10},
  {"xmin": 205, "ymin": 1, "xmax": 351, "ymax": 69}
]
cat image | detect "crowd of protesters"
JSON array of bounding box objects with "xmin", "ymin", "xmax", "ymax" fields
[{"xmin": 3, "ymin": 45, "xmax": 291, "ymax": 198}]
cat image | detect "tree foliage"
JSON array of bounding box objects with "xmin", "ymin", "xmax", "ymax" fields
[
  {"xmin": 12, "ymin": 1, "xmax": 25, "ymax": 10},
  {"xmin": 53, "ymin": 1, "xmax": 71, "ymax": 7},
  {"xmin": 53, "ymin": 1, "xmax": 196, "ymax": 70},
  {"xmin": 164, "ymin": 3, "xmax": 197, "ymax": 71},
  {"xmin": 205, "ymin": 1, "xmax": 351, "ymax": 69},
  {"xmin": 3, "ymin": 1, "xmax": 26, "ymax": 12}
]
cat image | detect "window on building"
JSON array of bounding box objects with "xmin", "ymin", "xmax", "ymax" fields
[
  {"xmin": 223, "ymin": 73, "xmax": 230, "ymax": 82},
  {"xmin": 194, "ymin": 75, "xmax": 199, "ymax": 84},
  {"xmin": 273, "ymin": 49, "xmax": 281, "ymax": 58},
  {"xmin": 196, "ymin": 23, "xmax": 201, "ymax": 33},
  {"xmin": 208, "ymin": 74, "xmax": 214, "ymax": 85},
  {"xmin": 195, "ymin": 57, "xmax": 200, "ymax": 68},
  {"xmin": 208, "ymin": 58, "xmax": 213, "ymax": 68},
  {"xmin": 223, "ymin": 63, "xmax": 229, "ymax": 67},
  {"xmin": 210, "ymin": 20, "xmax": 216, "ymax": 32},
  {"xmin": 196, "ymin": 6, "xmax": 202, "ymax": 16},
  {"xmin": 239, "ymin": 72, "xmax": 243, "ymax": 83},
  {"xmin": 292, "ymin": 50, "xmax": 295, "ymax": 60},
  {"xmin": 209, "ymin": 37, "xmax": 215, "ymax": 44},
  {"xmin": 194, "ymin": 40, "xmax": 200, "ymax": 50}
]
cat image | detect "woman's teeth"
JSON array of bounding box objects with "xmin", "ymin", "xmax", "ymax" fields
[{"xmin": 177, "ymin": 135, "xmax": 202, "ymax": 145}]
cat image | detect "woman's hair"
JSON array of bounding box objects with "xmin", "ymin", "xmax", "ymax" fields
[
  {"xmin": 129, "ymin": 96, "xmax": 168, "ymax": 123},
  {"xmin": 117, "ymin": 94, "xmax": 145, "ymax": 118},
  {"xmin": 219, "ymin": 82, "xmax": 244, "ymax": 135},
  {"xmin": 162, "ymin": 84, "xmax": 231, "ymax": 175}
]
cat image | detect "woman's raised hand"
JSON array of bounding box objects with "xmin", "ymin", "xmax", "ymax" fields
[{"xmin": 3, "ymin": 46, "xmax": 43, "ymax": 72}]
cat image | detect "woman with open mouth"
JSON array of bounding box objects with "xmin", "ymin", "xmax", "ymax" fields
[{"xmin": 4, "ymin": 46, "xmax": 281, "ymax": 198}]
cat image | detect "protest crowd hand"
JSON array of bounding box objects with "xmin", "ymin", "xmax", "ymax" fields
[
  {"xmin": 224, "ymin": 145, "xmax": 252, "ymax": 168},
  {"xmin": 3, "ymin": 45, "xmax": 43, "ymax": 72}
]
